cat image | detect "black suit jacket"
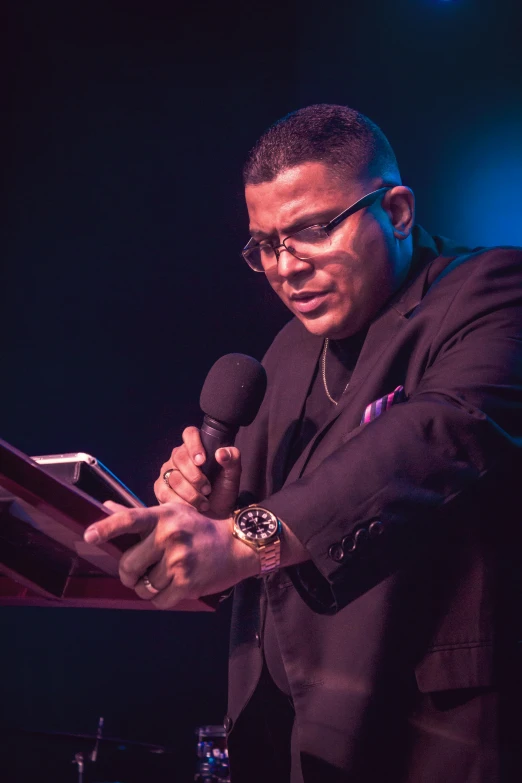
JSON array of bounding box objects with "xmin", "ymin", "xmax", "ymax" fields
[{"xmin": 227, "ymin": 228, "xmax": 522, "ymax": 781}]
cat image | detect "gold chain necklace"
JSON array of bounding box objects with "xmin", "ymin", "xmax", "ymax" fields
[{"xmin": 321, "ymin": 338, "xmax": 350, "ymax": 405}]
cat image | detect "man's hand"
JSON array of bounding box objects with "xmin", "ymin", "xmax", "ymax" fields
[
  {"xmin": 83, "ymin": 502, "xmax": 259, "ymax": 609},
  {"xmin": 154, "ymin": 426, "xmax": 241, "ymax": 517}
]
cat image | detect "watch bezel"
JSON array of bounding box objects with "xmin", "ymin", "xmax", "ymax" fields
[{"xmin": 233, "ymin": 505, "xmax": 281, "ymax": 549}]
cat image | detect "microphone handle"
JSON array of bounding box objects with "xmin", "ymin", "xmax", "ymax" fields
[
  {"xmin": 198, "ymin": 415, "xmax": 239, "ymax": 610},
  {"xmin": 199, "ymin": 416, "xmax": 238, "ymax": 482}
]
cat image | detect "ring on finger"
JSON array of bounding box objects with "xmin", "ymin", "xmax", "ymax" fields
[
  {"xmin": 163, "ymin": 468, "xmax": 178, "ymax": 487},
  {"xmin": 142, "ymin": 575, "xmax": 160, "ymax": 596}
]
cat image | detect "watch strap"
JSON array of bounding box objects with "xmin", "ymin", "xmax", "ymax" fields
[{"xmin": 258, "ymin": 536, "xmax": 281, "ymax": 575}]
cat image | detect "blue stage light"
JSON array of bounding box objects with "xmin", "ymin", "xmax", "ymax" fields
[{"xmin": 441, "ymin": 118, "xmax": 522, "ymax": 247}]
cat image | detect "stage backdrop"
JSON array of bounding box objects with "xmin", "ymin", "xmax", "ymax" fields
[{"xmin": 3, "ymin": 1, "xmax": 522, "ymax": 780}]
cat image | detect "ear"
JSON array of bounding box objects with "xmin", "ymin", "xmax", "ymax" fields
[{"xmin": 382, "ymin": 186, "xmax": 415, "ymax": 240}]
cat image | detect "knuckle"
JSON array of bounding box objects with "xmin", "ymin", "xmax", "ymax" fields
[
  {"xmin": 223, "ymin": 465, "xmax": 241, "ymax": 481},
  {"xmin": 106, "ymin": 514, "xmax": 131, "ymax": 536},
  {"xmin": 155, "ymin": 485, "xmax": 172, "ymax": 505},
  {"xmin": 172, "ymin": 486, "xmax": 190, "ymax": 504},
  {"xmin": 155, "ymin": 518, "xmax": 176, "ymax": 546},
  {"xmin": 182, "ymin": 426, "xmax": 199, "ymax": 444},
  {"xmin": 172, "ymin": 449, "xmax": 193, "ymax": 474},
  {"xmin": 125, "ymin": 508, "xmax": 139, "ymax": 527},
  {"xmin": 176, "ymin": 470, "xmax": 193, "ymax": 490},
  {"xmin": 193, "ymin": 473, "xmax": 208, "ymax": 490},
  {"xmin": 187, "ymin": 489, "xmax": 204, "ymax": 508},
  {"xmin": 119, "ymin": 561, "xmax": 136, "ymax": 586},
  {"xmin": 219, "ymin": 476, "xmax": 236, "ymax": 491},
  {"xmin": 170, "ymin": 449, "xmax": 181, "ymax": 466}
]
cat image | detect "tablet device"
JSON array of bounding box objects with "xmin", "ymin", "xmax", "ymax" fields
[{"xmin": 32, "ymin": 452, "xmax": 145, "ymax": 508}]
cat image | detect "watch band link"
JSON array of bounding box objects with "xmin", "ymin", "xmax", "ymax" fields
[{"xmin": 259, "ymin": 538, "xmax": 281, "ymax": 575}]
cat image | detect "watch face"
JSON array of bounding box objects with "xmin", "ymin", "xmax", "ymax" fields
[{"xmin": 237, "ymin": 508, "xmax": 278, "ymax": 541}]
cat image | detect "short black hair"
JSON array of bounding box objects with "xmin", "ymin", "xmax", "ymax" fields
[{"xmin": 243, "ymin": 104, "xmax": 400, "ymax": 186}]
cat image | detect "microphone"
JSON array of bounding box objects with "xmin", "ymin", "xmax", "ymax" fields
[{"xmin": 199, "ymin": 353, "xmax": 267, "ymax": 482}]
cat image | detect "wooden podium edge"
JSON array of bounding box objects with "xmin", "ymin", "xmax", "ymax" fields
[
  {"xmin": 0, "ymin": 439, "xmax": 215, "ymax": 611},
  {"xmin": 0, "ymin": 575, "xmax": 214, "ymax": 611}
]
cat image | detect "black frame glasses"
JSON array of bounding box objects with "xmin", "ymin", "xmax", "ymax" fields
[{"xmin": 241, "ymin": 186, "xmax": 393, "ymax": 272}]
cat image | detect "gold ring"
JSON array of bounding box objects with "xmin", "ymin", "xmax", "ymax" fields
[
  {"xmin": 142, "ymin": 575, "xmax": 160, "ymax": 596},
  {"xmin": 163, "ymin": 468, "xmax": 177, "ymax": 487}
]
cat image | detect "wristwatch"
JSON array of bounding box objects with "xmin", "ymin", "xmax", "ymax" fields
[{"xmin": 232, "ymin": 505, "xmax": 282, "ymax": 575}]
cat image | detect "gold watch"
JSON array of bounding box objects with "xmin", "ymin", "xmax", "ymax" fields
[{"xmin": 232, "ymin": 505, "xmax": 281, "ymax": 575}]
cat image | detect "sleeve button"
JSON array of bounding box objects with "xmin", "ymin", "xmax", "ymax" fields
[
  {"xmin": 369, "ymin": 520, "xmax": 384, "ymax": 538},
  {"xmin": 328, "ymin": 543, "xmax": 345, "ymax": 562},
  {"xmin": 341, "ymin": 534, "xmax": 356, "ymax": 553},
  {"xmin": 354, "ymin": 528, "xmax": 368, "ymax": 547}
]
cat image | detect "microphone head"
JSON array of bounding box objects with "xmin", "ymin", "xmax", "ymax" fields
[{"xmin": 199, "ymin": 353, "xmax": 267, "ymax": 427}]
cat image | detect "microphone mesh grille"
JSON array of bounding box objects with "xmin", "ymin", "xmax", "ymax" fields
[{"xmin": 199, "ymin": 353, "xmax": 267, "ymax": 427}]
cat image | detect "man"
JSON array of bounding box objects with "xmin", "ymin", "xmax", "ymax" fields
[{"xmin": 85, "ymin": 105, "xmax": 522, "ymax": 782}]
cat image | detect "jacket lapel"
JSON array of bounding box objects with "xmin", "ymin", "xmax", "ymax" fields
[
  {"xmin": 284, "ymin": 306, "xmax": 409, "ymax": 484},
  {"xmin": 284, "ymin": 229, "xmax": 443, "ymax": 483},
  {"xmin": 266, "ymin": 330, "xmax": 323, "ymax": 494}
]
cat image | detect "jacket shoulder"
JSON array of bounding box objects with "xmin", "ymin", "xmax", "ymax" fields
[
  {"xmin": 425, "ymin": 245, "xmax": 522, "ymax": 304},
  {"xmin": 436, "ymin": 244, "xmax": 522, "ymax": 278}
]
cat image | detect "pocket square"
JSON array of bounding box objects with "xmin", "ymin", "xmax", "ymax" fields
[{"xmin": 361, "ymin": 385, "xmax": 405, "ymax": 425}]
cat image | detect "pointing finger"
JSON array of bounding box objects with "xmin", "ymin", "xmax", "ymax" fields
[
  {"xmin": 103, "ymin": 500, "xmax": 128, "ymax": 513},
  {"xmin": 83, "ymin": 506, "xmax": 159, "ymax": 545}
]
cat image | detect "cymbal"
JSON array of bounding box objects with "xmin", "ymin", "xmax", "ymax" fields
[{"xmin": 14, "ymin": 727, "xmax": 172, "ymax": 754}]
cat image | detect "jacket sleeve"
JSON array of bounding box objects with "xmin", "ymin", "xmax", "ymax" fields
[{"xmin": 262, "ymin": 249, "xmax": 522, "ymax": 612}]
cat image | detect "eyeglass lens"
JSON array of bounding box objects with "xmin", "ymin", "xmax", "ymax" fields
[{"xmin": 246, "ymin": 226, "xmax": 331, "ymax": 270}]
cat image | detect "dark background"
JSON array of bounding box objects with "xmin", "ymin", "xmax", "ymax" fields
[{"xmin": 2, "ymin": 1, "xmax": 522, "ymax": 781}]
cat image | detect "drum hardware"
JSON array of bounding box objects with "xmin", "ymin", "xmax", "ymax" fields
[
  {"xmin": 72, "ymin": 716, "xmax": 104, "ymax": 783},
  {"xmin": 16, "ymin": 720, "xmax": 171, "ymax": 782},
  {"xmin": 15, "ymin": 717, "xmax": 232, "ymax": 781},
  {"xmin": 195, "ymin": 724, "xmax": 230, "ymax": 782},
  {"xmin": 73, "ymin": 751, "xmax": 85, "ymax": 783},
  {"xmin": 90, "ymin": 716, "xmax": 104, "ymax": 762}
]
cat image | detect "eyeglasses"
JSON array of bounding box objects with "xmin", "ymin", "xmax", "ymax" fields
[{"xmin": 241, "ymin": 186, "xmax": 392, "ymax": 272}]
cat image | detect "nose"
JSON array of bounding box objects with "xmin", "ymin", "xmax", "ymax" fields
[{"xmin": 276, "ymin": 247, "xmax": 313, "ymax": 279}]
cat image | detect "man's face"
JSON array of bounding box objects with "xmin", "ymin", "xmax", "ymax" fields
[{"xmin": 245, "ymin": 162, "xmax": 411, "ymax": 339}]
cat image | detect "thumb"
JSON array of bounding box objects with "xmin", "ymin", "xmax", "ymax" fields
[{"xmin": 208, "ymin": 447, "xmax": 242, "ymax": 517}]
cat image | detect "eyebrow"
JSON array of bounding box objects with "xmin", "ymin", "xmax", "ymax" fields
[{"xmin": 249, "ymin": 209, "xmax": 339, "ymax": 240}]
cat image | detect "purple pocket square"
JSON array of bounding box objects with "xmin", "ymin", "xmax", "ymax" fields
[{"xmin": 361, "ymin": 385, "xmax": 405, "ymax": 425}]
